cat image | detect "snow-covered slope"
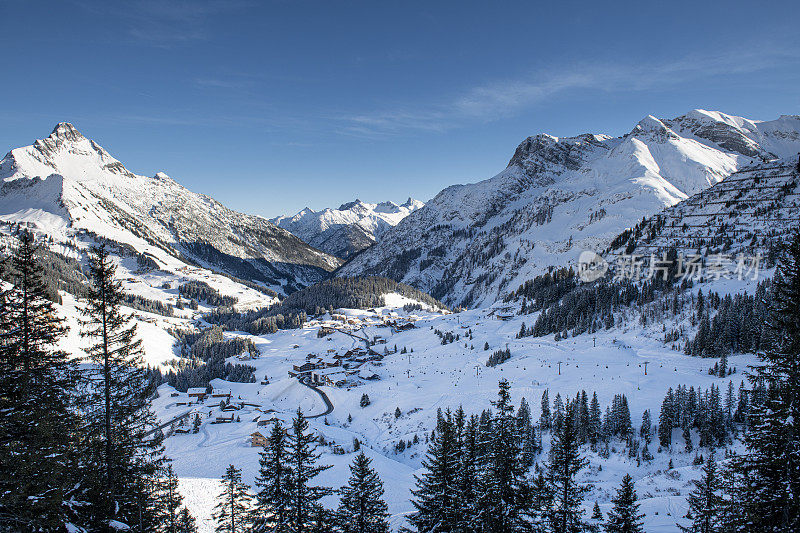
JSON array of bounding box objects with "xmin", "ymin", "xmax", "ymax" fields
[
  {"xmin": 0, "ymin": 123, "xmax": 342, "ymax": 294},
  {"xmin": 271, "ymin": 198, "xmax": 424, "ymax": 259},
  {"xmin": 337, "ymin": 110, "xmax": 800, "ymax": 307}
]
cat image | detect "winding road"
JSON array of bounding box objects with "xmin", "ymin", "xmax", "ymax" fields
[{"xmin": 298, "ymin": 377, "xmax": 334, "ymax": 419}]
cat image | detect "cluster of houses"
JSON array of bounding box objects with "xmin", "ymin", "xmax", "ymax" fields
[{"xmin": 288, "ymin": 346, "xmax": 383, "ymax": 387}]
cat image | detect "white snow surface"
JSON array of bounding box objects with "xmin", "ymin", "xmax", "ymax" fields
[
  {"xmin": 0, "ymin": 123, "xmax": 342, "ymax": 295},
  {"xmin": 145, "ymin": 273, "xmax": 763, "ymax": 532},
  {"xmin": 338, "ymin": 110, "xmax": 800, "ymax": 307},
  {"xmin": 271, "ymin": 198, "xmax": 424, "ymax": 258}
]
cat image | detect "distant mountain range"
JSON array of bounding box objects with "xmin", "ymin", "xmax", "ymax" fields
[
  {"xmin": 0, "ymin": 123, "xmax": 342, "ymax": 295},
  {"xmin": 337, "ymin": 110, "xmax": 800, "ymax": 307},
  {"xmin": 270, "ymin": 198, "xmax": 424, "ymax": 259}
]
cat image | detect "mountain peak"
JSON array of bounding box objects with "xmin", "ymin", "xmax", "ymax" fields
[{"xmin": 50, "ymin": 122, "xmax": 84, "ymax": 142}]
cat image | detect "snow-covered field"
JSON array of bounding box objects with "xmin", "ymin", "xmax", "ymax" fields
[{"xmin": 145, "ymin": 293, "xmax": 755, "ymax": 532}]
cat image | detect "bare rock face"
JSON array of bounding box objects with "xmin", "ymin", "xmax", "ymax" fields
[
  {"xmin": 0, "ymin": 123, "xmax": 342, "ymax": 295},
  {"xmin": 338, "ymin": 110, "xmax": 800, "ymax": 308}
]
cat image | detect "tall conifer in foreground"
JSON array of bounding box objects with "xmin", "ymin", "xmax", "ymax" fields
[
  {"xmin": 725, "ymin": 229, "xmax": 800, "ymax": 531},
  {"xmin": 336, "ymin": 452, "xmax": 390, "ymax": 533},
  {"xmin": 475, "ymin": 379, "xmax": 535, "ymax": 533},
  {"xmin": 213, "ymin": 465, "xmax": 251, "ymax": 533},
  {"xmin": 679, "ymin": 453, "xmax": 722, "ymax": 533},
  {"xmin": 604, "ymin": 474, "xmax": 644, "ymax": 533},
  {"xmin": 80, "ymin": 244, "xmax": 166, "ymax": 528},
  {"xmin": 251, "ymin": 422, "xmax": 292, "ymax": 533},
  {"xmin": 547, "ymin": 401, "xmax": 588, "ymax": 533},
  {"xmin": 286, "ymin": 409, "xmax": 332, "ymax": 533},
  {"xmin": 0, "ymin": 232, "xmax": 81, "ymax": 531},
  {"xmin": 409, "ymin": 410, "xmax": 460, "ymax": 533}
]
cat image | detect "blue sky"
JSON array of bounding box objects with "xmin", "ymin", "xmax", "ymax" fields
[{"xmin": 1, "ymin": 0, "xmax": 799, "ymax": 218}]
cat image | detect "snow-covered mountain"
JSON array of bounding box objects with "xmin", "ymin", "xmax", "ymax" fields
[
  {"xmin": 337, "ymin": 110, "xmax": 800, "ymax": 307},
  {"xmin": 270, "ymin": 198, "xmax": 424, "ymax": 259},
  {"xmin": 0, "ymin": 123, "xmax": 342, "ymax": 294}
]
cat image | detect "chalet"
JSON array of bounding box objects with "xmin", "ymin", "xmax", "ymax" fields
[
  {"xmin": 319, "ymin": 326, "xmax": 335, "ymax": 336},
  {"xmin": 251, "ymin": 431, "xmax": 268, "ymax": 448},
  {"xmin": 257, "ymin": 417, "xmax": 279, "ymax": 427},
  {"xmin": 311, "ymin": 367, "xmax": 348, "ymax": 388},
  {"xmin": 174, "ymin": 427, "xmax": 192, "ymax": 434},
  {"xmin": 289, "ymin": 362, "xmax": 316, "ymax": 378},
  {"xmin": 212, "ymin": 415, "xmax": 234, "ymax": 424},
  {"xmin": 221, "ymin": 404, "xmax": 241, "ymax": 412},
  {"xmin": 211, "ymin": 389, "xmax": 232, "ymax": 399},
  {"xmin": 187, "ymin": 387, "xmax": 207, "ymax": 401}
]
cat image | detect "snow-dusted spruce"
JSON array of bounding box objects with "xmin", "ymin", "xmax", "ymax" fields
[
  {"xmin": 547, "ymin": 401, "xmax": 590, "ymax": 533},
  {"xmin": 725, "ymin": 230, "xmax": 800, "ymax": 530},
  {"xmin": 212, "ymin": 465, "xmax": 251, "ymax": 533},
  {"xmin": 0, "ymin": 232, "xmax": 82, "ymax": 531},
  {"xmin": 603, "ymin": 474, "xmax": 644, "ymax": 533},
  {"xmin": 678, "ymin": 452, "xmax": 723, "ymax": 533},
  {"xmin": 285, "ymin": 409, "xmax": 333, "ymax": 531},
  {"xmin": 336, "ymin": 452, "xmax": 390, "ymax": 533},
  {"xmin": 79, "ymin": 245, "xmax": 171, "ymax": 529},
  {"xmin": 251, "ymin": 422, "xmax": 292, "ymax": 533}
]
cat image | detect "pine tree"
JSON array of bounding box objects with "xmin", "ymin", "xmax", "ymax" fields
[
  {"xmin": 658, "ymin": 389, "xmax": 675, "ymax": 450},
  {"xmin": 640, "ymin": 410, "xmax": 652, "ymax": 444},
  {"xmin": 252, "ymin": 422, "xmax": 292, "ymax": 533},
  {"xmin": 592, "ymin": 501, "xmax": 604, "ymax": 520},
  {"xmin": 540, "ymin": 389, "xmax": 552, "ymax": 430},
  {"xmin": 336, "ymin": 452, "xmax": 389, "ymax": 533},
  {"xmin": 475, "ymin": 380, "xmax": 536, "ymax": 533},
  {"xmin": 547, "ymin": 402, "xmax": 589, "ymax": 533},
  {"xmin": 212, "ymin": 465, "xmax": 251, "ymax": 533},
  {"xmin": 604, "ymin": 474, "xmax": 644, "ymax": 533},
  {"xmin": 409, "ymin": 411, "xmax": 460, "ymax": 533},
  {"xmin": 679, "ymin": 452, "xmax": 722, "ymax": 533},
  {"xmin": 286, "ymin": 409, "xmax": 332, "ymax": 533},
  {"xmin": 154, "ymin": 464, "xmax": 185, "ymax": 533},
  {"xmin": 0, "ymin": 232, "xmax": 82, "ymax": 531},
  {"xmin": 176, "ymin": 507, "xmax": 198, "ymax": 533},
  {"xmin": 589, "ymin": 392, "xmax": 603, "ymax": 446},
  {"xmin": 726, "ymin": 230, "xmax": 800, "ymax": 531},
  {"xmin": 79, "ymin": 245, "xmax": 167, "ymax": 527}
]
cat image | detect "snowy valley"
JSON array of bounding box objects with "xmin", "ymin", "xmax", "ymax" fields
[{"xmin": 2, "ymin": 116, "xmax": 799, "ymax": 533}]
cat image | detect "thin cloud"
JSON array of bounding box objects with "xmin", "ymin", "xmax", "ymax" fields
[
  {"xmin": 335, "ymin": 45, "xmax": 800, "ymax": 137},
  {"xmin": 73, "ymin": 0, "xmax": 253, "ymax": 47}
]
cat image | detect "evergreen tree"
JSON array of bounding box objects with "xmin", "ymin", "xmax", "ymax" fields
[
  {"xmin": 540, "ymin": 389, "xmax": 551, "ymax": 430},
  {"xmin": 336, "ymin": 452, "xmax": 389, "ymax": 533},
  {"xmin": 0, "ymin": 232, "xmax": 82, "ymax": 531},
  {"xmin": 251, "ymin": 422, "xmax": 292, "ymax": 533},
  {"xmin": 589, "ymin": 392, "xmax": 602, "ymax": 446},
  {"xmin": 475, "ymin": 380, "xmax": 536, "ymax": 533},
  {"xmin": 726, "ymin": 230, "xmax": 800, "ymax": 531},
  {"xmin": 679, "ymin": 452, "xmax": 722, "ymax": 533},
  {"xmin": 79, "ymin": 245, "xmax": 166, "ymax": 527},
  {"xmin": 547, "ymin": 402, "xmax": 588, "ymax": 533},
  {"xmin": 154, "ymin": 464, "xmax": 185, "ymax": 533},
  {"xmin": 604, "ymin": 474, "xmax": 644, "ymax": 533},
  {"xmin": 176, "ymin": 507, "xmax": 198, "ymax": 533},
  {"xmin": 409, "ymin": 411, "xmax": 460, "ymax": 533},
  {"xmin": 212, "ymin": 465, "xmax": 251, "ymax": 533},
  {"xmin": 658, "ymin": 389, "xmax": 675, "ymax": 449},
  {"xmin": 640, "ymin": 410, "xmax": 652, "ymax": 444},
  {"xmin": 286, "ymin": 409, "xmax": 332, "ymax": 533}
]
